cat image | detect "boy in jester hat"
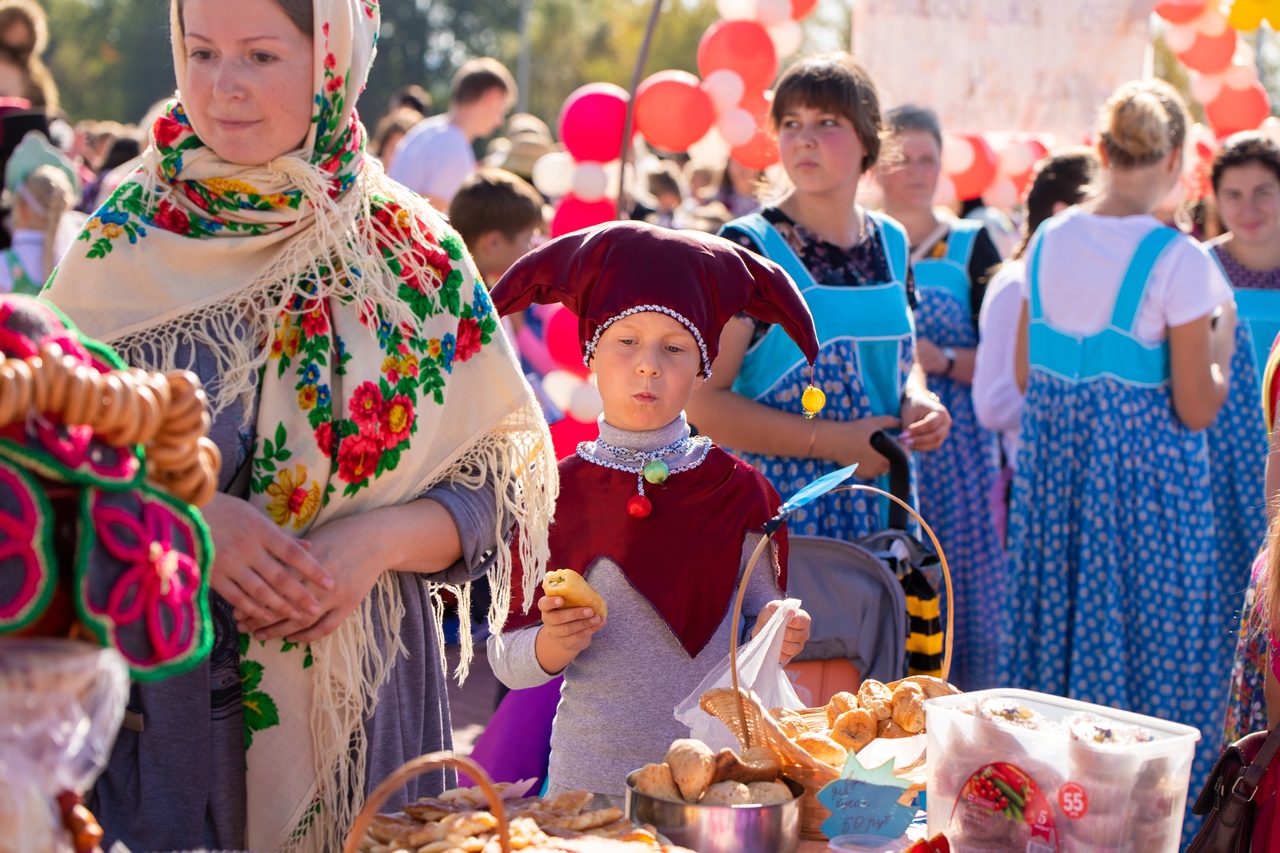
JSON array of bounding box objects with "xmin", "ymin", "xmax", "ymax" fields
[{"xmin": 487, "ymin": 220, "xmax": 825, "ymax": 807}]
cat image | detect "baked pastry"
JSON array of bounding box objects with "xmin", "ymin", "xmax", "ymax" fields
[
  {"xmin": 878, "ymin": 719, "xmax": 913, "ymax": 739},
  {"xmin": 891, "ymin": 681, "xmax": 926, "ymax": 733},
  {"xmin": 770, "ymin": 707, "xmax": 810, "ymax": 738},
  {"xmin": 632, "ymin": 763, "xmax": 682, "ymax": 802},
  {"xmin": 710, "ymin": 747, "xmax": 778, "ymax": 785},
  {"xmin": 830, "ymin": 707, "xmax": 877, "ymax": 753},
  {"xmin": 542, "ymin": 569, "xmax": 608, "ymax": 618},
  {"xmin": 701, "ymin": 781, "xmax": 751, "ymax": 806},
  {"xmin": 795, "ymin": 731, "xmax": 848, "ymax": 767},
  {"xmin": 858, "ymin": 680, "xmax": 894, "ymax": 721},
  {"xmin": 826, "ymin": 691, "xmax": 859, "ymax": 726},
  {"xmin": 747, "ymin": 781, "xmax": 793, "ymax": 805},
  {"xmin": 978, "ymin": 697, "xmax": 1046, "ymax": 730},
  {"xmin": 664, "ymin": 739, "xmax": 716, "ymax": 803}
]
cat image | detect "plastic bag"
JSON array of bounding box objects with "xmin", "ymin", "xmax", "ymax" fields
[
  {"xmin": 0, "ymin": 639, "xmax": 129, "ymax": 853},
  {"xmin": 674, "ymin": 598, "xmax": 805, "ymax": 752}
]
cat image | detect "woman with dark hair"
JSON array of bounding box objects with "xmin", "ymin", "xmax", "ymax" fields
[
  {"xmin": 878, "ymin": 104, "xmax": 1005, "ymax": 690},
  {"xmin": 1208, "ymin": 132, "xmax": 1280, "ymax": 747},
  {"xmin": 43, "ymin": 0, "xmax": 555, "ymax": 849}
]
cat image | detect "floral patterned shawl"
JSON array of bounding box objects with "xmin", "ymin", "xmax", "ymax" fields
[{"xmin": 43, "ymin": 1, "xmax": 556, "ymax": 849}]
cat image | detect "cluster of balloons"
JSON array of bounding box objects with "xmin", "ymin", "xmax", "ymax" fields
[
  {"xmin": 531, "ymin": 84, "xmax": 631, "ymax": 237},
  {"xmin": 536, "ymin": 306, "xmax": 605, "ymax": 458},
  {"xmin": 1156, "ymin": 0, "xmax": 1272, "ymax": 136},
  {"xmin": 933, "ymin": 134, "xmax": 1052, "ymax": 208},
  {"xmin": 631, "ymin": 0, "xmax": 818, "ymax": 170}
]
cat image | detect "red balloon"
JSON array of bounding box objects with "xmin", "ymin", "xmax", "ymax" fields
[
  {"xmin": 550, "ymin": 414, "xmax": 599, "ymax": 460},
  {"xmin": 1010, "ymin": 139, "xmax": 1050, "ymax": 196},
  {"xmin": 729, "ymin": 89, "xmax": 779, "ymax": 170},
  {"xmin": 1154, "ymin": 0, "xmax": 1207, "ymax": 23},
  {"xmin": 951, "ymin": 135, "xmax": 998, "ymax": 201},
  {"xmin": 791, "ymin": 0, "xmax": 818, "ymax": 20},
  {"xmin": 1206, "ymin": 80, "xmax": 1271, "ymax": 134},
  {"xmin": 545, "ymin": 306, "xmax": 589, "ymax": 377},
  {"xmin": 635, "ymin": 70, "xmax": 715, "ymax": 152},
  {"xmin": 550, "ymin": 194, "xmax": 615, "ymax": 238},
  {"xmin": 558, "ymin": 83, "xmax": 631, "ymax": 164},
  {"xmin": 1177, "ymin": 28, "xmax": 1237, "ymax": 75},
  {"xmin": 698, "ymin": 20, "xmax": 779, "ymax": 93}
]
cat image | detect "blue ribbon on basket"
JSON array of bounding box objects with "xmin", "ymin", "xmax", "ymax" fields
[{"xmin": 762, "ymin": 463, "xmax": 859, "ymax": 535}]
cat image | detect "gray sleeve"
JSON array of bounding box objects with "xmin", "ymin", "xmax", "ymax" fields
[
  {"xmin": 486, "ymin": 625, "xmax": 557, "ymax": 689},
  {"xmin": 421, "ymin": 477, "xmax": 508, "ymax": 585},
  {"xmin": 738, "ymin": 532, "xmax": 786, "ymax": 644}
]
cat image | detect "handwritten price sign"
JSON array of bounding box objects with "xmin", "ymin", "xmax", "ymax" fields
[{"xmin": 817, "ymin": 756, "xmax": 917, "ymax": 841}]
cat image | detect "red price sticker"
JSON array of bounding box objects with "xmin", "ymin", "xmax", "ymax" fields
[{"xmin": 1059, "ymin": 782, "xmax": 1089, "ymax": 819}]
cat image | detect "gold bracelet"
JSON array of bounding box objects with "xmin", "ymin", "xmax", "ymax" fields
[{"xmin": 806, "ymin": 420, "xmax": 819, "ymax": 457}]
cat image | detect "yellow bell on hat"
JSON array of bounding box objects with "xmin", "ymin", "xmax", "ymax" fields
[{"xmin": 802, "ymin": 385, "xmax": 825, "ymax": 418}]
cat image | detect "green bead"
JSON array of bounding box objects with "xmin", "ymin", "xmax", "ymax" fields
[{"xmin": 643, "ymin": 459, "xmax": 669, "ymax": 484}]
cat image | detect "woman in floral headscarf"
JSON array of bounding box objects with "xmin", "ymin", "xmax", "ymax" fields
[{"xmin": 42, "ymin": 0, "xmax": 556, "ymax": 851}]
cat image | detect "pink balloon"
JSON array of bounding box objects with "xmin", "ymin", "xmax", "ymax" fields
[
  {"xmin": 635, "ymin": 70, "xmax": 715, "ymax": 152},
  {"xmin": 546, "ymin": 305, "xmax": 590, "ymax": 378},
  {"xmin": 558, "ymin": 83, "xmax": 632, "ymax": 164},
  {"xmin": 1177, "ymin": 28, "xmax": 1237, "ymax": 75},
  {"xmin": 550, "ymin": 194, "xmax": 615, "ymax": 238},
  {"xmin": 698, "ymin": 20, "xmax": 779, "ymax": 92}
]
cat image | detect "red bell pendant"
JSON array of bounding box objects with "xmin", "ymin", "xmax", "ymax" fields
[{"xmin": 627, "ymin": 494, "xmax": 652, "ymax": 519}]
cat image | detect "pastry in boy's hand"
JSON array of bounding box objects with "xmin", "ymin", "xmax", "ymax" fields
[
  {"xmin": 633, "ymin": 762, "xmax": 682, "ymax": 802},
  {"xmin": 891, "ymin": 681, "xmax": 926, "ymax": 733},
  {"xmin": 830, "ymin": 707, "xmax": 878, "ymax": 753},
  {"xmin": 542, "ymin": 569, "xmax": 608, "ymax": 619},
  {"xmin": 664, "ymin": 739, "xmax": 716, "ymax": 803},
  {"xmin": 858, "ymin": 679, "xmax": 894, "ymax": 721}
]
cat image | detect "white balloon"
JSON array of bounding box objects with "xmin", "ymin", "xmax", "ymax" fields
[
  {"xmin": 702, "ymin": 69, "xmax": 746, "ymax": 115},
  {"xmin": 768, "ymin": 20, "xmax": 804, "ymax": 58},
  {"xmin": 933, "ymin": 174, "xmax": 958, "ymax": 206},
  {"xmin": 1261, "ymin": 116, "xmax": 1280, "ymax": 147},
  {"xmin": 542, "ymin": 370, "xmax": 584, "ymax": 412},
  {"xmin": 997, "ymin": 141, "xmax": 1035, "ymax": 177},
  {"xmin": 1165, "ymin": 23, "xmax": 1197, "ymax": 54},
  {"xmin": 569, "ymin": 381, "xmax": 604, "ymax": 423},
  {"xmin": 572, "ymin": 161, "xmax": 609, "ymax": 202},
  {"xmin": 718, "ymin": 108, "xmax": 758, "ymax": 147},
  {"xmin": 531, "ymin": 152, "xmax": 575, "ymax": 199},
  {"xmin": 981, "ymin": 177, "xmax": 1019, "ymax": 211},
  {"xmin": 756, "ymin": 0, "xmax": 792, "ymax": 26},
  {"xmin": 1196, "ymin": 7, "xmax": 1229, "ymax": 37},
  {"xmin": 716, "ymin": 0, "xmax": 756, "ymax": 20},
  {"xmin": 941, "ymin": 135, "xmax": 975, "ymax": 175},
  {"xmin": 1189, "ymin": 72, "xmax": 1224, "ymax": 104},
  {"xmin": 1224, "ymin": 62, "xmax": 1258, "ymax": 90}
]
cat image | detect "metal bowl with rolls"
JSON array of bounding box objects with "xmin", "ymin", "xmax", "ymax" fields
[{"xmin": 624, "ymin": 771, "xmax": 803, "ymax": 853}]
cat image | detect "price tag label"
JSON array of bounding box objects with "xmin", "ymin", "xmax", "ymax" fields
[{"xmin": 1059, "ymin": 782, "xmax": 1089, "ymax": 819}]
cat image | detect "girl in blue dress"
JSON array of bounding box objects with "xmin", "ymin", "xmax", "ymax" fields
[
  {"xmin": 1208, "ymin": 134, "xmax": 1280, "ymax": 745},
  {"xmin": 1005, "ymin": 80, "xmax": 1239, "ymax": 825},
  {"xmin": 879, "ymin": 105, "xmax": 1006, "ymax": 690},
  {"xmin": 688, "ymin": 53, "xmax": 951, "ymax": 549}
]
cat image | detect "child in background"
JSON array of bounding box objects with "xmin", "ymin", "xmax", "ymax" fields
[
  {"xmin": 488, "ymin": 221, "xmax": 817, "ymax": 808},
  {"xmin": 449, "ymin": 167, "xmax": 543, "ymax": 286},
  {"xmin": 2, "ymin": 134, "xmax": 78, "ymax": 294},
  {"xmin": 646, "ymin": 162, "xmax": 685, "ymax": 229}
]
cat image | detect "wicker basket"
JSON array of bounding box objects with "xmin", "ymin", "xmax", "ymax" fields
[{"xmin": 702, "ymin": 484, "xmax": 958, "ymax": 841}]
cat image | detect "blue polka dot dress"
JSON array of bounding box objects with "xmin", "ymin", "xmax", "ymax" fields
[
  {"xmin": 722, "ymin": 210, "xmax": 916, "ymax": 542},
  {"xmin": 1005, "ymin": 222, "xmax": 1237, "ymax": 836},
  {"xmin": 914, "ymin": 223, "xmax": 1007, "ymax": 690}
]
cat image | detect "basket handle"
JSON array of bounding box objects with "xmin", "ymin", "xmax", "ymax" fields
[
  {"xmin": 341, "ymin": 751, "xmax": 511, "ymax": 853},
  {"xmin": 728, "ymin": 484, "xmax": 955, "ymax": 732}
]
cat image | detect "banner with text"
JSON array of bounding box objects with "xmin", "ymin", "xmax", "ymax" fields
[{"xmin": 852, "ymin": 0, "xmax": 1155, "ymax": 140}]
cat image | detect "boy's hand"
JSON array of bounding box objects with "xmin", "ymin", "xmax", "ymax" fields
[
  {"xmin": 753, "ymin": 601, "xmax": 812, "ymax": 664},
  {"xmin": 533, "ymin": 595, "xmax": 606, "ymax": 675}
]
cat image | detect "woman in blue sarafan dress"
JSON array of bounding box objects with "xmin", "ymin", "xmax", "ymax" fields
[
  {"xmin": 1005, "ymin": 81, "xmax": 1240, "ymax": 832},
  {"xmin": 688, "ymin": 53, "xmax": 952, "ymax": 551},
  {"xmin": 879, "ymin": 106, "xmax": 1007, "ymax": 691},
  {"xmin": 1207, "ymin": 134, "xmax": 1280, "ymax": 746}
]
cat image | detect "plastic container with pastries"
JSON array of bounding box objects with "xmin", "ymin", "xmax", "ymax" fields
[{"xmin": 924, "ymin": 688, "xmax": 1200, "ymax": 853}]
